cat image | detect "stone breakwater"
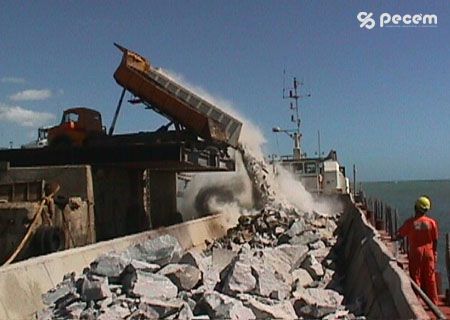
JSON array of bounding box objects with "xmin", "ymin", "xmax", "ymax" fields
[{"xmin": 36, "ymin": 148, "xmax": 361, "ymax": 319}]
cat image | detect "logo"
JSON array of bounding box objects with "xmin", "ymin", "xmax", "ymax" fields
[
  {"xmin": 357, "ymin": 12, "xmax": 375, "ymax": 29},
  {"xmin": 357, "ymin": 12, "xmax": 438, "ymax": 29}
]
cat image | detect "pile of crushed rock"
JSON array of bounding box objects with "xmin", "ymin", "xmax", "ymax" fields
[
  {"xmin": 37, "ymin": 205, "xmax": 362, "ymax": 319},
  {"xmin": 36, "ymin": 147, "xmax": 363, "ymax": 319}
]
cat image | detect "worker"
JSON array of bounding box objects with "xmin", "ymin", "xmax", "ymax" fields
[{"xmin": 396, "ymin": 196, "xmax": 439, "ymax": 304}]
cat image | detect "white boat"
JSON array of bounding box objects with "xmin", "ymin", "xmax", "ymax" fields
[{"xmin": 271, "ymin": 77, "xmax": 349, "ymax": 194}]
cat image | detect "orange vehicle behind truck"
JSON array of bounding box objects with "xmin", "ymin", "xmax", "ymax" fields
[{"xmin": 47, "ymin": 108, "xmax": 105, "ymax": 147}]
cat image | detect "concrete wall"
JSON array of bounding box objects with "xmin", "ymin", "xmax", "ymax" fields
[
  {"xmin": 338, "ymin": 195, "xmax": 428, "ymax": 319},
  {"xmin": 0, "ymin": 211, "xmax": 240, "ymax": 320}
]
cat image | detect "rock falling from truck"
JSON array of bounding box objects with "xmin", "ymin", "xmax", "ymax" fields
[{"xmin": 161, "ymin": 69, "xmax": 330, "ymax": 218}]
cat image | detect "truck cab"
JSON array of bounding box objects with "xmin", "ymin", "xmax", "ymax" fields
[{"xmin": 47, "ymin": 108, "xmax": 105, "ymax": 147}]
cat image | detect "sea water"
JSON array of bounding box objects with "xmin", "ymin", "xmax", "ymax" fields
[{"xmin": 362, "ymin": 180, "xmax": 450, "ymax": 289}]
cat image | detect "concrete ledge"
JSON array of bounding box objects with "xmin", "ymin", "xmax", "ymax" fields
[
  {"xmin": 0, "ymin": 211, "xmax": 240, "ymax": 320},
  {"xmin": 338, "ymin": 195, "xmax": 429, "ymax": 319}
]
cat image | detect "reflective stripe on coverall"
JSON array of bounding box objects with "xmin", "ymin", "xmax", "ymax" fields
[{"xmin": 398, "ymin": 215, "xmax": 439, "ymax": 304}]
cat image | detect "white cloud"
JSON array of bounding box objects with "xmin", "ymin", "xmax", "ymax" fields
[
  {"xmin": 0, "ymin": 103, "xmax": 55, "ymax": 127},
  {"xmin": 1, "ymin": 77, "xmax": 25, "ymax": 84},
  {"xmin": 9, "ymin": 89, "xmax": 52, "ymax": 101}
]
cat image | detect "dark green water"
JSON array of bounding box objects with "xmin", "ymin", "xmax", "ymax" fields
[{"xmin": 362, "ymin": 180, "xmax": 450, "ymax": 288}]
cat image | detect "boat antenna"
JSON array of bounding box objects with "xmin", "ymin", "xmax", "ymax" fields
[{"xmin": 283, "ymin": 76, "xmax": 310, "ymax": 159}]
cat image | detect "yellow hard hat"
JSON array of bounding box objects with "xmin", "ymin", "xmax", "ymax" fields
[{"xmin": 415, "ymin": 196, "xmax": 431, "ymax": 212}]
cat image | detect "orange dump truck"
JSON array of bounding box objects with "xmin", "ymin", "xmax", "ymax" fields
[
  {"xmin": 47, "ymin": 108, "xmax": 105, "ymax": 147},
  {"xmin": 113, "ymin": 44, "xmax": 242, "ymax": 148}
]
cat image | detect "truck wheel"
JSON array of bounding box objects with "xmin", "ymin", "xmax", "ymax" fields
[{"xmin": 33, "ymin": 226, "xmax": 65, "ymax": 255}]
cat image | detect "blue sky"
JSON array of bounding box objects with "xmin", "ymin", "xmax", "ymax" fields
[{"xmin": 0, "ymin": 1, "xmax": 449, "ymax": 181}]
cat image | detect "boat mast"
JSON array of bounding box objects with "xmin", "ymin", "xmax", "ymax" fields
[{"xmin": 285, "ymin": 77, "xmax": 309, "ymax": 159}]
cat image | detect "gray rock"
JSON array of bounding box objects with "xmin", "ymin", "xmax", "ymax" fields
[
  {"xmin": 241, "ymin": 296, "xmax": 297, "ymax": 319},
  {"xmin": 130, "ymin": 259, "xmax": 161, "ymax": 273},
  {"xmin": 79, "ymin": 276, "xmax": 112, "ymax": 302},
  {"xmin": 132, "ymin": 270, "xmax": 178, "ymax": 299},
  {"xmin": 127, "ymin": 307, "xmax": 160, "ymax": 320},
  {"xmin": 35, "ymin": 308, "xmax": 53, "ymax": 320},
  {"xmin": 178, "ymin": 302, "xmax": 194, "ymax": 320},
  {"xmin": 96, "ymin": 296, "xmax": 113, "ymax": 310},
  {"xmin": 54, "ymin": 292, "xmax": 80, "ymax": 310},
  {"xmin": 292, "ymin": 268, "xmax": 314, "ymax": 288},
  {"xmin": 292, "ymin": 284, "xmax": 306, "ymax": 299},
  {"xmin": 251, "ymin": 263, "xmax": 291, "ymax": 300},
  {"xmin": 59, "ymin": 301, "xmax": 86, "ymax": 319},
  {"xmin": 212, "ymin": 248, "xmax": 237, "ymax": 273},
  {"xmin": 274, "ymin": 244, "xmax": 309, "ymax": 271},
  {"xmin": 124, "ymin": 235, "xmax": 183, "ymax": 267},
  {"xmin": 318, "ymin": 268, "xmax": 335, "ymax": 288},
  {"xmin": 158, "ymin": 263, "xmax": 201, "ymax": 291},
  {"xmin": 324, "ymin": 219, "xmax": 338, "ymax": 232},
  {"xmin": 302, "ymin": 254, "xmax": 324, "ymax": 280},
  {"xmin": 324, "ymin": 237, "xmax": 337, "ymax": 247},
  {"xmin": 309, "ymin": 240, "xmax": 326, "ymax": 250},
  {"xmin": 79, "ymin": 306, "xmax": 96, "ymax": 320},
  {"xmin": 309, "ymin": 247, "xmax": 331, "ymax": 263},
  {"xmin": 322, "ymin": 306, "xmax": 350, "ymax": 320},
  {"xmin": 289, "ymin": 231, "xmax": 321, "ymax": 246},
  {"xmin": 177, "ymin": 290, "xmax": 194, "ymax": 306},
  {"xmin": 97, "ymin": 304, "xmax": 130, "ymax": 320},
  {"xmin": 202, "ymin": 265, "xmax": 220, "ymax": 291},
  {"xmin": 90, "ymin": 253, "xmax": 129, "ymax": 281},
  {"xmin": 221, "ymin": 259, "xmax": 256, "ymax": 296},
  {"xmin": 294, "ymin": 288, "xmax": 344, "ymax": 318},
  {"xmin": 119, "ymin": 264, "xmax": 137, "ymax": 294},
  {"xmin": 286, "ymin": 219, "xmax": 309, "ymax": 237},
  {"xmin": 116, "ymin": 296, "xmax": 136, "ymax": 310},
  {"xmin": 195, "ymin": 292, "xmax": 255, "ymax": 320},
  {"xmin": 42, "ymin": 279, "xmax": 76, "ymax": 306},
  {"xmin": 179, "ymin": 250, "xmax": 207, "ymax": 271},
  {"xmin": 254, "ymin": 248, "xmax": 292, "ymax": 285},
  {"xmin": 139, "ymin": 297, "xmax": 184, "ymax": 318}
]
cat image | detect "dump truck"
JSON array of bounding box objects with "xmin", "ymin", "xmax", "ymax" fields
[
  {"xmin": 47, "ymin": 108, "xmax": 105, "ymax": 147},
  {"xmin": 113, "ymin": 43, "xmax": 242, "ymax": 149}
]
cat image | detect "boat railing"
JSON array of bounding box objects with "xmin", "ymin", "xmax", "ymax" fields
[{"xmin": 363, "ymin": 198, "xmax": 403, "ymax": 246}]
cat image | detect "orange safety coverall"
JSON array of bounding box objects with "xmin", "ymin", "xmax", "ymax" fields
[{"xmin": 398, "ymin": 215, "xmax": 439, "ymax": 304}]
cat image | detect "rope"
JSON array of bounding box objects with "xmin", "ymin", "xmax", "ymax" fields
[{"xmin": 2, "ymin": 185, "xmax": 60, "ymax": 266}]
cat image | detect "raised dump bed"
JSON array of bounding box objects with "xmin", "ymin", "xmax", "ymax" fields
[
  {"xmin": 0, "ymin": 196, "xmax": 428, "ymax": 319},
  {"xmin": 113, "ymin": 44, "xmax": 242, "ymax": 148}
]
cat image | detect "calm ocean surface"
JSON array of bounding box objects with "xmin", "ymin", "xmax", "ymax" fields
[{"xmin": 362, "ymin": 180, "xmax": 450, "ymax": 287}]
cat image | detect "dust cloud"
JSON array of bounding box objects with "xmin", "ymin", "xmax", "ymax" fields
[
  {"xmin": 160, "ymin": 69, "xmax": 334, "ymax": 218},
  {"xmin": 273, "ymin": 164, "xmax": 342, "ymax": 215}
]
